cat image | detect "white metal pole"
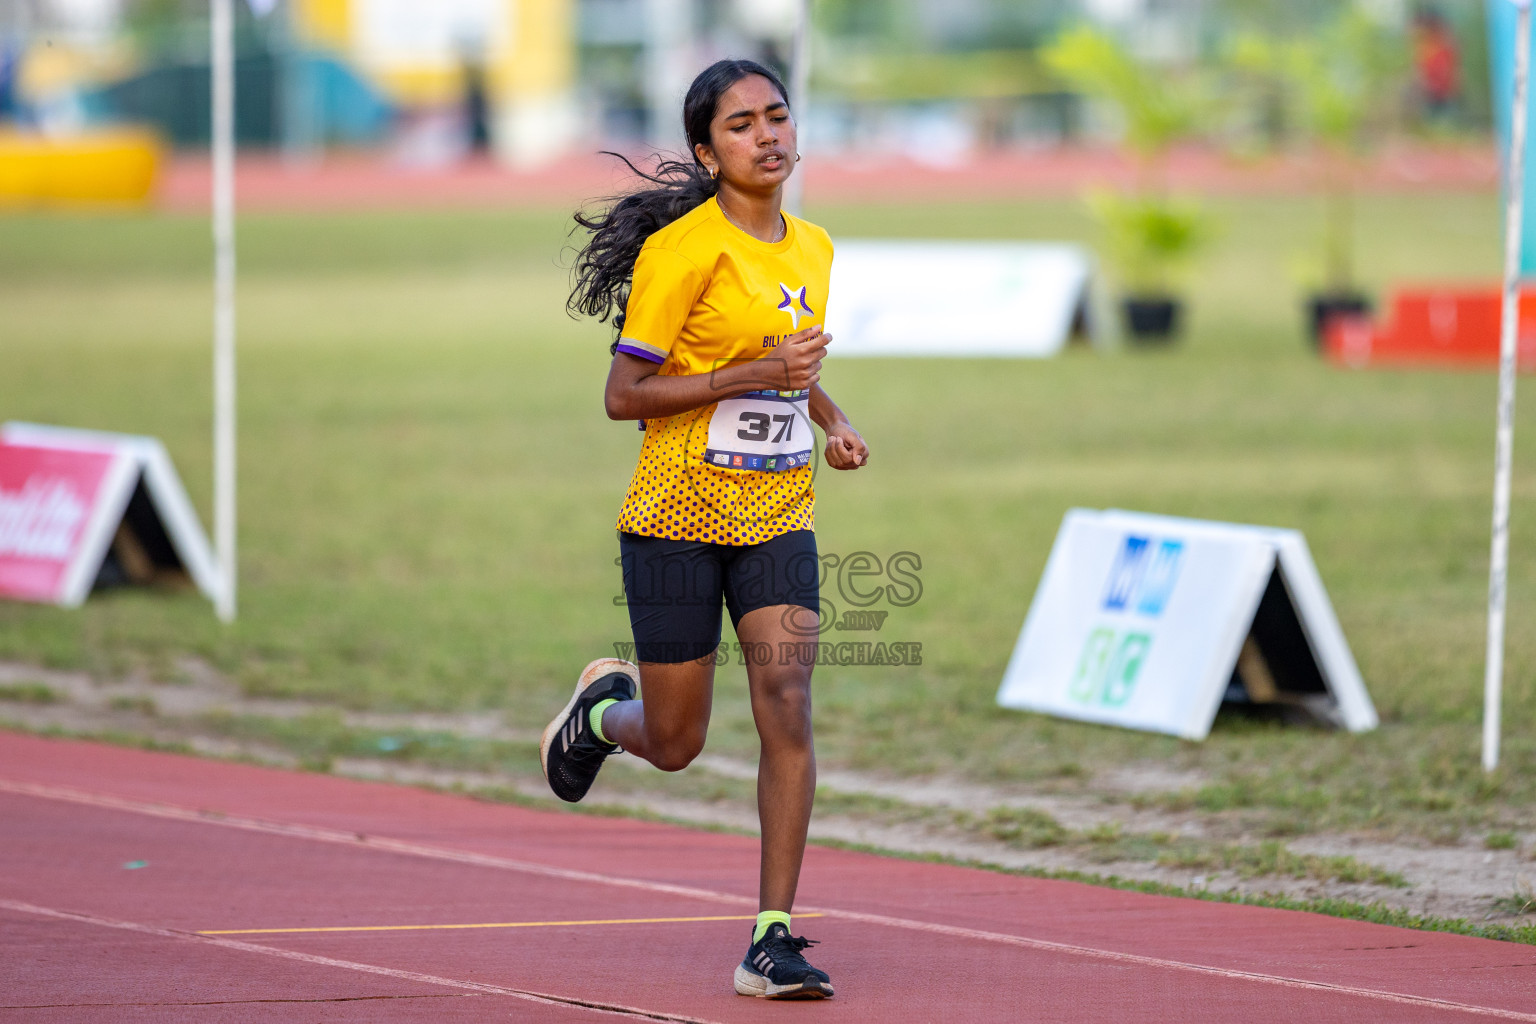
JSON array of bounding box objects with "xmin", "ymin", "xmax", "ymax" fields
[
  {"xmin": 643, "ymin": 0, "xmax": 691, "ymax": 151},
  {"xmin": 212, "ymin": 0, "xmax": 237, "ymax": 622},
  {"xmin": 784, "ymin": 0, "xmax": 811, "ymax": 217},
  {"xmin": 1485, "ymin": 0, "xmax": 1531, "ymax": 773}
]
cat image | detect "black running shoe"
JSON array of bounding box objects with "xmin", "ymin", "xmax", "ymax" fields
[
  {"xmin": 733, "ymin": 923, "xmax": 834, "ymax": 999},
  {"xmin": 540, "ymin": 658, "xmax": 637, "ymax": 803}
]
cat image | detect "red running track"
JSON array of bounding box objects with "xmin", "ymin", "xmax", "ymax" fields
[
  {"xmin": 153, "ymin": 144, "xmax": 1499, "ymax": 214},
  {"xmin": 1, "ymin": 730, "xmax": 1532, "ymax": 1023}
]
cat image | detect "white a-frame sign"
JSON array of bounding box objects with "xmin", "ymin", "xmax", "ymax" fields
[
  {"xmin": 0, "ymin": 423, "xmax": 222, "ymax": 608},
  {"xmin": 997, "ymin": 509, "xmax": 1377, "ymax": 740}
]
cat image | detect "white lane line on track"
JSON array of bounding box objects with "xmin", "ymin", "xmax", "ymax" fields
[
  {"xmin": 818, "ymin": 907, "xmax": 1536, "ymax": 1021},
  {"xmin": 5, "ymin": 778, "xmax": 1534, "ymax": 1022},
  {"xmin": 0, "ymin": 899, "xmax": 724, "ymax": 1024},
  {"xmin": 0, "ymin": 779, "xmax": 750, "ymax": 907}
]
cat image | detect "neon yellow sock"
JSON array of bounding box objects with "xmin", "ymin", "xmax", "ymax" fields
[
  {"xmin": 589, "ymin": 699, "xmax": 619, "ymax": 744},
  {"xmin": 753, "ymin": 910, "xmax": 791, "ymax": 943}
]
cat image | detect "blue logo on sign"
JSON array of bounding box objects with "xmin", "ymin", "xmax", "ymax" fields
[
  {"xmin": 1102, "ymin": 536, "xmax": 1149, "ymax": 611},
  {"xmin": 1102, "ymin": 535, "xmax": 1184, "ymax": 618},
  {"xmin": 1135, "ymin": 540, "xmax": 1183, "ymax": 616}
]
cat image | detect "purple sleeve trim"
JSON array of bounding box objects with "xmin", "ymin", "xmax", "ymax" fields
[{"xmin": 615, "ymin": 343, "xmax": 665, "ymax": 364}]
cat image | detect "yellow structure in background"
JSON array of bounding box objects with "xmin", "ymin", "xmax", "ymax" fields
[
  {"xmin": 0, "ymin": 129, "xmax": 162, "ymax": 208},
  {"xmin": 291, "ymin": 0, "xmax": 577, "ymax": 165},
  {"xmin": 0, "ymin": 34, "xmax": 159, "ymax": 207},
  {"xmin": 294, "ymin": 0, "xmax": 353, "ymax": 51}
]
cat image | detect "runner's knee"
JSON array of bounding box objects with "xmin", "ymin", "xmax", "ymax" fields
[
  {"xmin": 650, "ymin": 735, "xmax": 706, "ymax": 772},
  {"xmin": 646, "ymin": 721, "xmax": 707, "ymax": 772},
  {"xmin": 753, "ymin": 669, "xmax": 813, "ymax": 736}
]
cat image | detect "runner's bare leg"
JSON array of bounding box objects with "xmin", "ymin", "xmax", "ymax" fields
[
  {"xmin": 736, "ymin": 605, "xmax": 816, "ymax": 913},
  {"xmin": 600, "ymin": 657, "xmax": 715, "ymax": 772}
]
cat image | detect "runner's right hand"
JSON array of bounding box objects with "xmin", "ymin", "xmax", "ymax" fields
[{"xmin": 777, "ymin": 325, "xmax": 830, "ymax": 390}]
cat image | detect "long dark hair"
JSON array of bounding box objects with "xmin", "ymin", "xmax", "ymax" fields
[{"xmin": 567, "ymin": 59, "xmax": 791, "ymax": 349}]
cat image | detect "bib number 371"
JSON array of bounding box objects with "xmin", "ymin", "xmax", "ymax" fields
[{"xmin": 705, "ymin": 389, "xmax": 813, "ymax": 473}]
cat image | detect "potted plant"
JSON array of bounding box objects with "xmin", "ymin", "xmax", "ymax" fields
[
  {"xmin": 1230, "ymin": 12, "xmax": 1407, "ymax": 346},
  {"xmin": 1043, "ymin": 25, "xmax": 1209, "ymax": 343},
  {"xmin": 1086, "ymin": 191, "xmax": 1207, "ymax": 340}
]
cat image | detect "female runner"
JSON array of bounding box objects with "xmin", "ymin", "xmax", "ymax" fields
[{"xmin": 542, "ymin": 58, "xmax": 867, "ymax": 1000}]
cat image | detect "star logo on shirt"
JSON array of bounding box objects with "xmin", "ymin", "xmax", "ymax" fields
[{"xmin": 777, "ymin": 284, "xmax": 814, "ymax": 330}]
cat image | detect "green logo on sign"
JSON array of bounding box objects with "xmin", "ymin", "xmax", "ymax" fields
[{"xmin": 1069, "ymin": 628, "xmax": 1152, "ymax": 707}]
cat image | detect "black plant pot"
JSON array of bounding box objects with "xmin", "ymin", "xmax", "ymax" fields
[
  {"xmin": 1121, "ymin": 295, "xmax": 1182, "ymax": 343},
  {"xmin": 1306, "ymin": 291, "xmax": 1372, "ymax": 348}
]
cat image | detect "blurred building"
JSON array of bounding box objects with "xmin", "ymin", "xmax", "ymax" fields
[
  {"xmin": 576, "ymin": 0, "xmax": 800, "ymax": 149},
  {"xmin": 0, "ymin": 0, "xmax": 1492, "ymax": 166},
  {"xmin": 574, "ymin": 0, "xmax": 1078, "ymax": 157},
  {"xmin": 0, "ymin": 0, "xmax": 580, "ymax": 165},
  {"xmin": 289, "ymin": 0, "xmax": 578, "ymax": 165}
]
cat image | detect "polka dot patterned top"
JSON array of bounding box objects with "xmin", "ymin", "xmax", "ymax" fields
[{"xmin": 613, "ymin": 197, "xmax": 834, "ymax": 546}]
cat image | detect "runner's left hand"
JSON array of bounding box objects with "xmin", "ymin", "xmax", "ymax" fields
[{"xmin": 824, "ymin": 423, "xmax": 868, "ymax": 470}]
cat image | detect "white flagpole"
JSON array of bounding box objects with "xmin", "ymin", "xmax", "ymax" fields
[
  {"xmin": 1485, "ymin": 0, "xmax": 1532, "ymax": 773},
  {"xmin": 784, "ymin": 0, "xmax": 811, "ymax": 217},
  {"xmin": 212, "ymin": 0, "xmax": 237, "ymax": 622}
]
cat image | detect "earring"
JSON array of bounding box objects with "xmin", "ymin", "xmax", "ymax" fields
[
  {"xmin": 795, "ymin": 153, "xmax": 801, "ymax": 162},
  {"xmin": 709, "ymin": 166, "xmax": 717, "ymax": 179}
]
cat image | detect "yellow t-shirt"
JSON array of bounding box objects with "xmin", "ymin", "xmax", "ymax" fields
[{"xmin": 614, "ymin": 196, "xmax": 834, "ymax": 545}]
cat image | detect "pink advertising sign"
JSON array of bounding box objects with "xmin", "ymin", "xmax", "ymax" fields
[
  {"xmin": 0, "ymin": 443, "xmax": 120, "ymax": 603},
  {"xmin": 0, "ymin": 423, "xmax": 223, "ymax": 610}
]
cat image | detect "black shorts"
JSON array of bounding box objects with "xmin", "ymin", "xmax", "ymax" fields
[{"xmin": 619, "ymin": 530, "xmax": 820, "ymax": 664}]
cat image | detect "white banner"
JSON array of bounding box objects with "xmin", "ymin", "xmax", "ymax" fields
[
  {"xmin": 823, "ymin": 241, "xmax": 1093, "ymax": 357},
  {"xmin": 997, "ymin": 509, "xmax": 1377, "ymax": 740}
]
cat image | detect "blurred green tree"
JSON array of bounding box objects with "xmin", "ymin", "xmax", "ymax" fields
[
  {"xmin": 1229, "ymin": 8, "xmax": 1408, "ymax": 297},
  {"xmin": 1043, "ymin": 24, "xmax": 1210, "ymax": 301}
]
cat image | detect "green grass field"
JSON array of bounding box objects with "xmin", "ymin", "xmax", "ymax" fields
[{"xmin": 3, "ymin": 190, "xmax": 1532, "ymax": 844}]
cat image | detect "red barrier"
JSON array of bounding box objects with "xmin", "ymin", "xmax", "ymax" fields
[{"xmin": 1323, "ymin": 286, "xmax": 1536, "ymax": 370}]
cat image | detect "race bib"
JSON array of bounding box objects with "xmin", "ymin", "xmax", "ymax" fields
[{"xmin": 704, "ymin": 389, "xmax": 813, "ymax": 472}]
